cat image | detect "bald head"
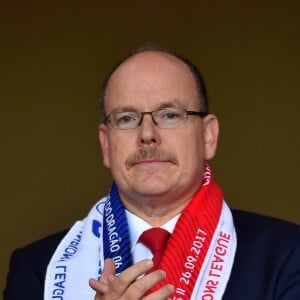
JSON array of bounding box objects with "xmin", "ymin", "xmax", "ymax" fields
[{"xmin": 99, "ymin": 46, "xmax": 209, "ymax": 117}]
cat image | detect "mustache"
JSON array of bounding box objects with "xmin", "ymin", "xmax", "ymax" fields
[{"xmin": 125, "ymin": 146, "xmax": 178, "ymax": 169}]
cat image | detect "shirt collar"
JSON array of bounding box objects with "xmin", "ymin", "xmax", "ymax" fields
[{"xmin": 125, "ymin": 209, "xmax": 180, "ymax": 252}]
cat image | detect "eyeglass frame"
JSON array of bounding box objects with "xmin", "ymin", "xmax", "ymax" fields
[{"xmin": 103, "ymin": 105, "xmax": 208, "ymax": 130}]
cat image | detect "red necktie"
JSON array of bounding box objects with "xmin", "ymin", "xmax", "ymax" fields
[{"xmin": 139, "ymin": 227, "xmax": 171, "ymax": 272}]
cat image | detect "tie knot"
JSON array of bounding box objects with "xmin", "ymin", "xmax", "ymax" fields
[
  {"xmin": 139, "ymin": 227, "xmax": 170, "ymax": 253},
  {"xmin": 139, "ymin": 228, "xmax": 171, "ymax": 272}
]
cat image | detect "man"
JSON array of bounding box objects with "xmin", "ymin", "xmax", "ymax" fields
[{"xmin": 4, "ymin": 46, "xmax": 300, "ymax": 300}]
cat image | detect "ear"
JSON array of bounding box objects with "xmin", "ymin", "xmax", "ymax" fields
[
  {"xmin": 203, "ymin": 114, "xmax": 219, "ymax": 161},
  {"xmin": 99, "ymin": 124, "xmax": 111, "ymax": 168}
]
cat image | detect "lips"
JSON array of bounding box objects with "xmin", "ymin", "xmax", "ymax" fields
[{"xmin": 135, "ymin": 158, "xmax": 168, "ymax": 164}]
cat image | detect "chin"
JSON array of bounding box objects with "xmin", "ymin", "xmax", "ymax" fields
[{"xmin": 132, "ymin": 178, "xmax": 174, "ymax": 196}]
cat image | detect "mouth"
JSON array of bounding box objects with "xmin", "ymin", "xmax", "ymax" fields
[{"xmin": 135, "ymin": 158, "xmax": 170, "ymax": 165}]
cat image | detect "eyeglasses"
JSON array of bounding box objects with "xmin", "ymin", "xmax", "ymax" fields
[{"xmin": 104, "ymin": 106, "xmax": 208, "ymax": 130}]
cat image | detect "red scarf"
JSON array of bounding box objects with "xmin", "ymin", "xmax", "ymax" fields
[{"xmin": 149, "ymin": 165, "xmax": 223, "ymax": 299}]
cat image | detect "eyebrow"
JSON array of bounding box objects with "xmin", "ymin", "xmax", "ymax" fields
[
  {"xmin": 109, "ymin": 101, "xmax": 180, "ymax": 114},
  {"xmin": 110, "ymin": 106, "xmax": 138, "ymax": 113},
  {"xmin": 156, "ymin": 101, "xmax": 179, "ymax": 110}
]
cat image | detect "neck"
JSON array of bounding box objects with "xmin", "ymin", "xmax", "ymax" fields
[
  {"xmin": 117, "ymin": 179, "xmax": 203, "ymax": 226},
  {"xmin": 120, "ymin": 193, "xmax": 192, "ymax": 227}
]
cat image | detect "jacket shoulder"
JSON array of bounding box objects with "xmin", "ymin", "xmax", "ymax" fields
[
  {"xmin": 4, "ymin": 230, "xmax": 68, "ymax": 300},
  {"xmin": 224, "ymin": 209, "xmax": 300, "ymax": 299},
  {"xmin": 231, "ymin": 209, "xmax": 300, "ymax": 238},
  {"xmin": 14, "ymin": 229, "xmax": 69, "ymax": 272}
]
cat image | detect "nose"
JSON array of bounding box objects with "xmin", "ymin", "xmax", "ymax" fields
[{"xmin": 137, "ymin": 114, "xmax": 161, "ymax": 146}]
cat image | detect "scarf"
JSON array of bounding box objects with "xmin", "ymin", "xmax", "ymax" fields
[{"xmin": 44, "ymin": 165, "xmax": 236, "ymax": 300}]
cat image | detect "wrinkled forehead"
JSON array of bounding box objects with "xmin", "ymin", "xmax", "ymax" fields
[{"xmin": 104, "ymin": 51, "xmax": 199, "ymax": 112}]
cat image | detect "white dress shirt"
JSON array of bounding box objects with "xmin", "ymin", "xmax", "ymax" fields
[{"xmin": 125, "ymin": 210, "xmax": 180, "ymax": 264}]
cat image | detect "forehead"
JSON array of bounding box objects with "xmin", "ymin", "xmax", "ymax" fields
[{"xmin": 104, "ymin": 51, "xmax": 200, "ymax": 112}]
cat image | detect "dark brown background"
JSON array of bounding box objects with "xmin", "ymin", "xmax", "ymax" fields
[{"xmin": 1, "ymin": 0, "xmax": 299, "ymax": 293}]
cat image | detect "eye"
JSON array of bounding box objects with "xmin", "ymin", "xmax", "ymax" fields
[
  {"xmin": 115, "ymin": 112, "xmax": 138, "ymax": 124},
  {"xmin": 163, "ymin": 112, "xmax": 180, "ymax": 119},
  {"xmin": 158, "ymin": 108, "xmax": 183, "ymax": 120}
]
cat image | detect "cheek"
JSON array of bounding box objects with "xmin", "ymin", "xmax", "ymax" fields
[
  {"xmin": 176, "ymin": 130, "xmax": 204, "ymax": 159},
  {"xmin": 179, "ymin": 136, "xmax": 205, "ymax": 175},
  {"xmin": 184, "ymin": 144, "xmax": 204, "ymax": 168},
  {"xmin": 108, "ymin": 138, "xmax": 133, "ymax": 169}
]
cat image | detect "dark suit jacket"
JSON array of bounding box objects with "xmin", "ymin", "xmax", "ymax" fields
[{"xmin": 4, "ymin": 210, "xmax": 300, "ymax": 299}]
